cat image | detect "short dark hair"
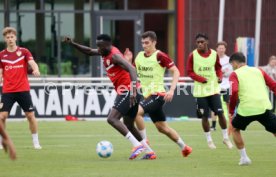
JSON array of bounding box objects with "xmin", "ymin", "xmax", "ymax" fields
[
  {"xmin": 195, "ymin": 33, "xmax": 208, "ymax": 40},
  {"xmin": 229, "ymin": 52, "xmax": 246, "ymax": 63},
  {"xmin": 141, "ymin": 31, "xmax": 157, "ymax": 41},
  {"xmin": 216, "ymin": 41, "xmax": 227, "ymax": 48},
  {"xmin": 96, "ymin": 34, "xmax": 112, "ymax": 42}
]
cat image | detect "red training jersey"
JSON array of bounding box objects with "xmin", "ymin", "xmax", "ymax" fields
[
  {"xmin": 187, "ymin": 49, "xmax": 222, "ymax": 83},
  {"xmin": 103, "ymin": 46, "xmax": 132, "ymax": 94},
  {"xmin": 0, "ymin": 47, "xmax": 33, "ymax": 93}
]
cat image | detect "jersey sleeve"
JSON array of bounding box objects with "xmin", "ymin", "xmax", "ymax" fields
[
  {"xmin": 229, "ymin": 72, "xmax": 239, "ymax": 115},
  {"xmin": 23, "ymin": 48, "xmax": 34, "ymax": 61},
  {"xmin": 0, "ymin": 52, "xmax": 3, "ymax": 69},
  {"xmin": 157, "ymin": 51, "xmax": 175, "ymax": 69}
]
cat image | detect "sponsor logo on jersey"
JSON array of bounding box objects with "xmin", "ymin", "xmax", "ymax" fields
[
  {"xmin": 16, "ymin": 51, "xmax": 22, "ymax": 57},
  {"xmin": 5, "ymin": 64, "xmax": 24, "ymax": 71}
]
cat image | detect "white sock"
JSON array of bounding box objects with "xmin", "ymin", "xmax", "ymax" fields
[
  {"xmin": 32, "ymin": 133, "xmax": 40, "ymax": 145},
  {"xmin": 0, "ymin": 135, "xmax": 2, "ymax": 143},
  {"xmin": 138, "ymin": 129, "xmax": 147, "ymax": 140},
  {"xmin": 140, "ymin": 139, "xmax": 153, "ymax": 153},
  {"xmin": 125, "ymin": 132, "xmax": 141, "ymax": 147},
  {"xmin": 222, "ymin": 129, "xmax": 229, "ymax": 140},
  {"xmin": 239, "ymin": 148, "xmax": 248, "ymax": 158},
  {"xmin": 205, "ymin": 132, "xmax": 213, "ymax": 142},
  {"xmin": 176, "ymin": 137, "xmax": 186, "ymax": 149}
]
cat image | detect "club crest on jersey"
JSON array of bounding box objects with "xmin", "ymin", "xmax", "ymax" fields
[
  {"xmin": 106, "ymin": 59, "xmax": 110, "ymax": 66},
  {"xmin": 16, "ymin": 51, "xmax": 22, "ymax": 56}
]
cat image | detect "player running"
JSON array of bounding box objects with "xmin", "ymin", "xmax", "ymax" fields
[
  {"xmin": 125, "ymin": 31, "xmax": 192, "ymax": 158},
  {"xmin": 64, "ymin": 34, "xmax": 155, "ymax": 160},
  {"xmin": 0, "ymin": 27, "xmax": 42, "ymax": 150},
  {"xmin": 229, "ymin": 52, "xmax": 276, "ymax": 165}
]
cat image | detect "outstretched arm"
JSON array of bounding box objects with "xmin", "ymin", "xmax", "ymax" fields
[{"xmin": 63, "ymin": 36, "xmax": 100, "ymax": 56}]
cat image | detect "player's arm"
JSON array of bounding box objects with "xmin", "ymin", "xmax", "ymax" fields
[
  {"xmin": 165, "ymin": 66, "xmax": 180, "ymax": 102},
  {"xmin": 0, "ymin": 122, "xmax": 16, "ymax": 160},
  {"xmin": 215, "ymin": 54, "xmax": 223, "ymax": 83},
  {"xmin": 259, "ymin": 68, "xmax": 276, "ymax": 94},
  {"xmin": 112, "ymin": 54, "xmax": 138, "ymax": 106},
  {"xmin": 28, "ymin": 60, "xmax": 40, "ymax": 77},
  {"xmin": 0, "ymin": 68, "xmax": 3, "ymax": 84},
  {"xmin": 63, "ymin": 36, "xmax": 100, "ymax": 56},
  {"xmin": 229, "ymin": 72, "xmax": 239, "ymax": 116}
]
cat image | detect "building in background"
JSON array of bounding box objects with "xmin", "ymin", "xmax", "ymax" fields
[{"xmin": 0, "ymin": 0, "xmax": 276, "ymax": 77}]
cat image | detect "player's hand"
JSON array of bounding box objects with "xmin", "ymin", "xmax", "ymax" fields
[
  {"xmin": 2, "ymin": 138, "xmax": 17, "ymax": 160},
  {"xmin": 164, "ymin": 90, "xmax": 174, "ymax": 102},
  {"xmin": 63, "ymin": 36, "xmax": 73, "ymax": 44},
  {"xmin": 32, "ymin": 70, "xmax": 40, "ymax": 77},
  {"xmin": 124, "ymin": 48, "xmax": 133, "ymax": 63}
]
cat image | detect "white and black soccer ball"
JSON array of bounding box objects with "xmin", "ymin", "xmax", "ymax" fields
[{"xmin": 96, "ymin": 140, "xmax": 113, "ymax": 158}]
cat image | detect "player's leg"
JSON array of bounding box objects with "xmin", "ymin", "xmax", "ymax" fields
[
  {"xmin": 0, "ymin": 121, "xmax": 16, "ymax": 160},
  {"xmin": 257, "ymin": 110, "xmax": 276, "ymax": 136},
  {"xmin": 153, "ymin": 120, "xmax": 192, "ymax": 157},
  {"xmin": 196, "ymin": 97, "xmax": 216, "ymax": 149},
  {"xmin": 111, "ymin": 92, "xmax": 145, "ymax": 159},
  {"xmin": 134, "ymin": 105, "xmax": 148, "ymax": 141},
  {"xmin": 231, "ymin": 114, "xmax": 252, "ymax": 165},
  {"xmin": 17, "ymin": 92, "xmax": 41, "ymax": 149},
  {"xmin": 123, "ymin": 115, "xmax": 156, "ymax": 159},
  {"xmin": 24, "ymin": 111, "xmax": 41, "ymax": 149},
  {"xmin": 209, "ymin": 94, "xmax": 233, "ymax": 149},
  {"xmin": 0, "ymin": 93, "xmax": 16, "ymax": 149},
  {"xmin": 210, "ymin": 111, "xmax": 217, "ymax": 131}
]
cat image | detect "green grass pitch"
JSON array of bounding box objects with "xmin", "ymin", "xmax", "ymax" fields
[{"xmin": 0, "ymin": 120, "xmax": 275, "ymax": 177}]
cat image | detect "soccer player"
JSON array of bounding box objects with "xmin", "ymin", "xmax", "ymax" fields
[
  {"xmin": 229, "ymin": 52, "xmax": 276, "ymax": 165},
  {"xmin": 210, "ymin": 41, "xmax": 232, "ymax": 131},
  {"xmin": 125, "ymin": 31, "xmax": 192, "ymax": 158},
  {"xmin": 0, "ymin": 121, "xmax": 16, "ymax": 160},
  {"xmin": 0, "ymin": 27, "xmax": 41, "ymax": 150},
  {"xmin": 187, "ymin": 33, "xmax": 233, "ymax": 149},
  {"xmin": 64, "ymin": 34, "xmax": 155, "ymax": 160}
]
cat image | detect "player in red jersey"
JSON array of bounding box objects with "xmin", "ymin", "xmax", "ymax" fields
[
  {"xmin": 64, "ymin": 34, "xmax": 155, "ymax": 160},
  {"xmin": 0, "ymin": 121, "xmax": 16, "ymax": 160},
  {"xmin": 0, "ymin": 27, "xmax": 42, "ymax": 150}
]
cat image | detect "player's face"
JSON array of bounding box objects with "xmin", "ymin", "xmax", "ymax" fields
[
  {"xmin": 269, "ymin": 58, "xmax": 276, "ymax": 67},
  {"xmin": 141, "ymin": 37, "xmax": 156, "ymax": 53},
  {"xmin": 196, "ymin": 37, "xmax": 208, "ymax": 52},
  {"xmin": 216, "ymin": 45, "xmax": 226, "ymax": 56},
  {"xmin": 96, "ymin": 41, "xmax": 111, "ymax": 56},
  {"xmin": 4, "ymin": 33, "xmax": 17, "ymax": 48},
  {"xmin": 230, "ymin": 61, "xmax": 239, "ymax": 70}
]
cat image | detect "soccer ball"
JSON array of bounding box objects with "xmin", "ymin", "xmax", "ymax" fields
[{"xmin": 96, "ymin": 140, "xmax": 113, "ymax": 158}]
